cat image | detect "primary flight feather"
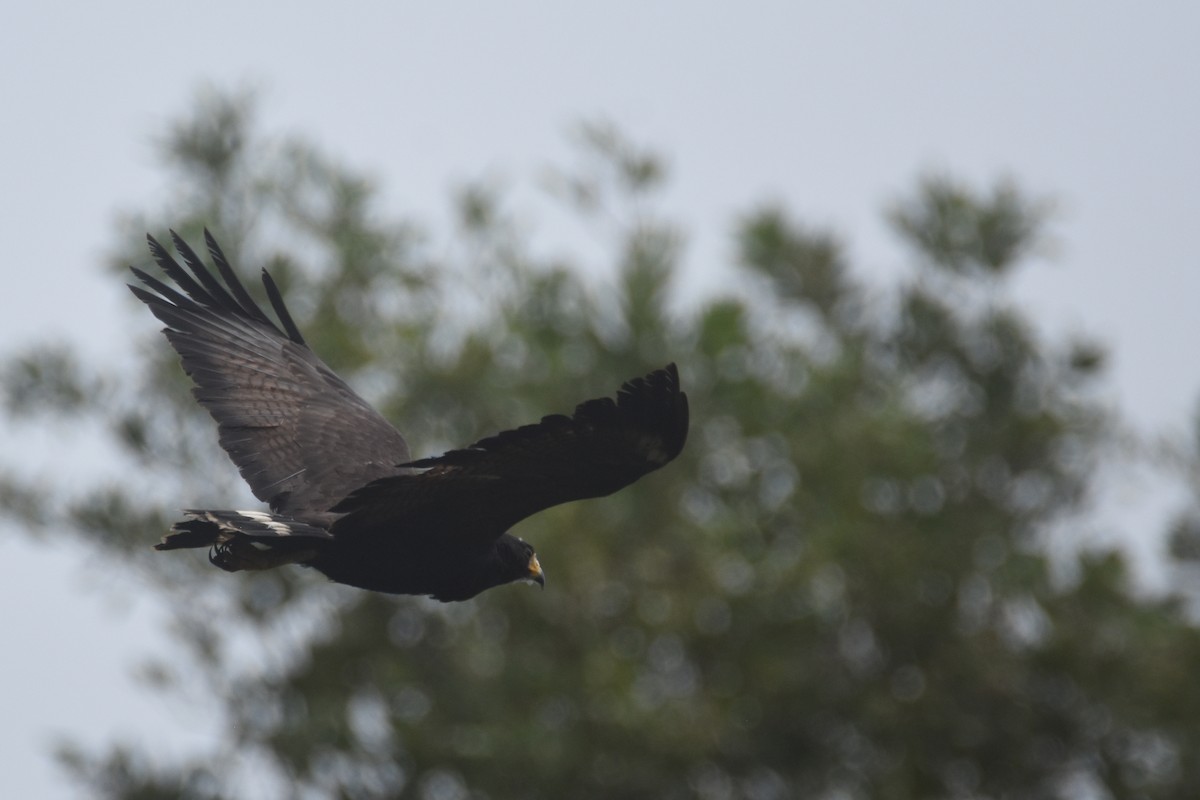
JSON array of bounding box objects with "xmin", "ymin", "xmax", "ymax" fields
[{"xmin": 130, "ymin": 231, "xmax": 689, "ymax": 601}]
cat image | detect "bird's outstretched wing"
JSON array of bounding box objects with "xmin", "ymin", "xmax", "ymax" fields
[
  {"xmin": 129, "ymin": 230, "xmax": 411, "ymax": 515},
  {"xmin": 331, "ymin": 364, "xmax": 689, "ymax": 543}
]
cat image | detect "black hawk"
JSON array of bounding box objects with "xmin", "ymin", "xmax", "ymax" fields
[{"xmin": 129, "ymin": 231, "xmax": 689, "ymax": 601}]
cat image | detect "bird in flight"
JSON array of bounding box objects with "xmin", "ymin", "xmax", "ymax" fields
[{"xmin": 129, "ymin": 231, "xmax": 689, "ymax": 601}]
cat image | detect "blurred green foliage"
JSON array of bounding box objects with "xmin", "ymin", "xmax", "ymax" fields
[{"xmin": 7, "ymin": 89, "xmax": 1200, "ymax": 799}]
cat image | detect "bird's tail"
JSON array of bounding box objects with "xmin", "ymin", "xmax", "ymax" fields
[{"xmin": 156, "ymin": 510, "xmax": 333, "ymax": 572}]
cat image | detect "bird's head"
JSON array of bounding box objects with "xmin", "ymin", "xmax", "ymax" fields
[{"xmin": 495, "ymin": 534, "xmax": 545, "ymax": 589}]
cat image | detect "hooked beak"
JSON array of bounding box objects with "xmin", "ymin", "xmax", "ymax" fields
[{"xmin": 527, "ymin": 553, "xmax": 545, "ymax": 588}]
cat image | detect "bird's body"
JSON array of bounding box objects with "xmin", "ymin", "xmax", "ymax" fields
[{"xmin": 130, "ymin": 231, "xmax": 688, "ymax": 601}]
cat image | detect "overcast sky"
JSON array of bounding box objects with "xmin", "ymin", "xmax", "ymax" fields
[{"xmin": 2, "ymin": 2, "xmax": 1198, "ymax": 797}]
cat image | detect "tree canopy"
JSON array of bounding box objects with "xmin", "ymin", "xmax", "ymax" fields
[{"xmin": 4, "ymin": 89, "xmax": 1200, "ymax": 799}]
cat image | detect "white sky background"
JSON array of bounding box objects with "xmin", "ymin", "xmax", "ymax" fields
[{"xmin": 1, "ymin": 2, "xmax": 1198, "ymax": 796}]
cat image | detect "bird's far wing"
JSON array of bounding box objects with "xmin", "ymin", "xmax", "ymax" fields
[
  {"xmin": 129, "ymin": 230, "xmax": 411, "ymax": 514},
  {"xmin": 331, "ymin": 364, "xmax": 689, "ymax": 543}
]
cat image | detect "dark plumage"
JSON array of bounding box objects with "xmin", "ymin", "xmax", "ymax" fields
[{"xmin": 130, "ymin": 231, "xmax": 689, "ymax": 601}]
